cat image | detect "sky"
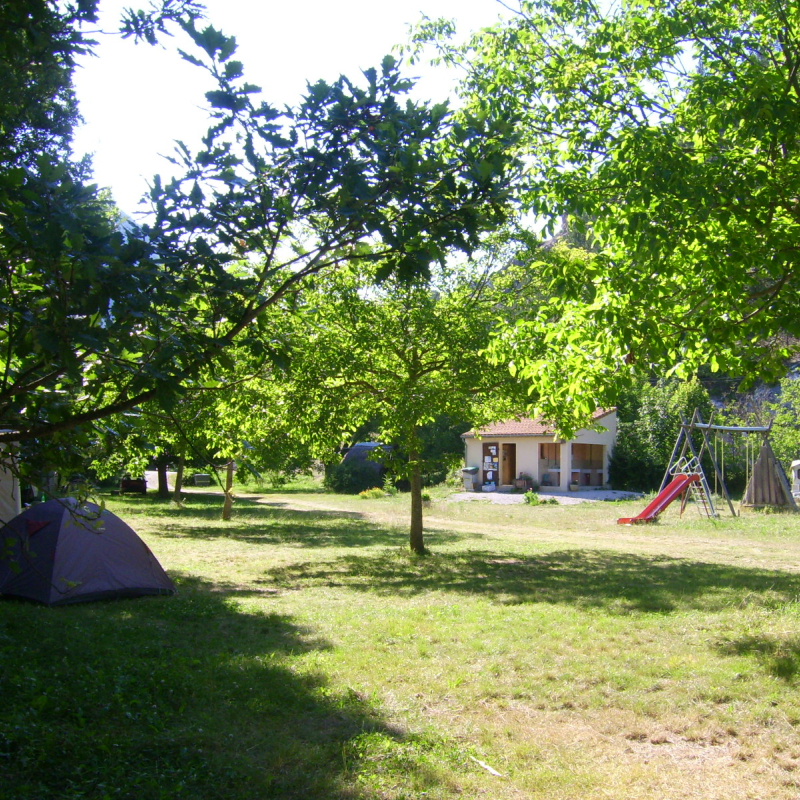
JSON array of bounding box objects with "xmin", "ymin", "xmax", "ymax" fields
[{"xmin": 72, "ymin": 0, "xmax": 510, "ymax": 214}]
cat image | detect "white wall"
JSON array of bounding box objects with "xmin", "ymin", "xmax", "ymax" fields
[
  {"xmin": 464, "ymin": 436, "xmax": 559, "ymax": 486},
  {"xmin": 463, "ymin": 412, "xmax": 617, "ymax": 490}
]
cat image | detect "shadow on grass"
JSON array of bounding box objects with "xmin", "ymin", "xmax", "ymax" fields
[
  {"xmin": 238, "ymin": 482, "xmax": 328, "ymax": 495},
  {"xmin": 261, "ymin": 548, "xmax": 800, "ymax": 615},
  {"xmin": 111, "ymin": 495, "xmax": 476, "ymax": 548},
  {"xmin": 0, "ymin": 575, "xmax": 448, "ymax": 800},
  {"xmin": 716, "ymin": 634, "xmax": 800, "ymax": 681}
]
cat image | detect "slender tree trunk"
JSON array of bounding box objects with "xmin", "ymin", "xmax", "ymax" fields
[
  {"xmin": 157, "ymin": 456, "xmax": 170, "ymax": 499},
  {"xmin": 172, "ymin": 452, "xmax": 185, "ymax": 504},
  {"xmin": 222, "ymin": 460, "xmax": 235, "ymax": 520},
  {"xmin": 409, "ymin": 453, "xmax": 425, "ymax": 555}
]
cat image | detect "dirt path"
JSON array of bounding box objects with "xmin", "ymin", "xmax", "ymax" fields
[{"xmin": 182, "ymin": 488, "xmax": 800, "ymax": 575}]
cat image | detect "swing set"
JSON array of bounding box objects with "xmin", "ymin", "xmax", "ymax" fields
[{"xmin": 618, "ymin": 408, "xmax": 797, "ymax": 524}]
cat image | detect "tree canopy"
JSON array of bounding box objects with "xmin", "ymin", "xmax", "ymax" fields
[
  {"xmin": 0, "ymin": 1, "xmax": 520, "ymax": 482},
  {"xmin": 418, "ymin": 0, "xmax": 800, "ymax": 429},
  {"xmin": 280, "ymin": 257, "xmax": 536, "ymax": 553}
]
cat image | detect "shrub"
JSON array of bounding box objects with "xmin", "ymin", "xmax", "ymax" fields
[
  {"xmin": 609, "ymin": 376, "xmax": 712, "ymax": 492},
  {"xmin": 324, "ymin": 461, "xmax": 382, "ymax": 494},
  {"xmin": 421, "ymin": 492, "xmax": 432, "ymax": 502},
  {"xmin": 525, "ymin": 491, "xmax": 559, "ymax": 506},
  {"xmin": 359, "ymin": 487, "xmax": 386, "ymax": 499}
]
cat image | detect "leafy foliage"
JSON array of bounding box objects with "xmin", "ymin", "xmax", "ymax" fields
[
  {"xmin": 390, "ymin": 414, "xmax": 471, "ymax": 489},
  {"xmin": 609, "ymin": 377, "xmax": 712, "ymax": 492},
  {"xmin": 0, "ymin": 3, "xmax": 520, "ymax": 484},
  {"xmin": 767, "ymin": 376, "xmax": 800, "ymax": 474},
  {"xmin": 324, "ymin": 461, "xmax": 383, "ymax": 495},
  {"xmin": 0, "ymin": 0, "xmax": 92, "ymax": 166},
  {"xmin": 418, "ymin": 0, "xmax": 800, "ymax": 430}
]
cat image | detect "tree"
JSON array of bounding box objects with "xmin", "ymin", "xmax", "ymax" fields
[
  {"xmin": 0, "ymin": 2, "xmax": 520, "ymax": 485},
  {"xmin": 609, "ymin": 377, "xmax": 712, "ymax": 492},
  {"xmin": 417, "ymin": 0, "xmax": 800, "ymax": 430},
  {"xmin": 283, "ymin": 260, "xmax": 535, "ymax": 554},
  {"xmin": 89, "ymin": 337, "xmax": 313, "ymax": 513},
  {"xmin": 1, "ymin": 0, "xmax": 92, "ymax": 167}
]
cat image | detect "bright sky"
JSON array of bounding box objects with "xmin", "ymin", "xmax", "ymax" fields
[{"xmin": 72, "ymin": 0, "xmax": 510, "ymax": 214}]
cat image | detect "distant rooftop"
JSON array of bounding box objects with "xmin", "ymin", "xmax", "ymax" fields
[{"xmin": 462, "ymin": 409, "xmax": 615, "ymax": 439}]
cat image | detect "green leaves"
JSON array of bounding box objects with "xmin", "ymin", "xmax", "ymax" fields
[
  {"xmin": 429, "ymin": 0, "xmax": 800, "ymax": 421},
  {"xmin": 0, "ymin": 0, "xmax": 522, "ymax": 481},
  {"xmin": 182, "ymin": 22, "xmax": 237, "ymax": 62}
]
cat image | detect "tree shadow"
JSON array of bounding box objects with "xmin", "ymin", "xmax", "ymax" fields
[
  {"xmin": 0, "ymin": 575, "xmax": 442, "ymax": 799},
  {"xmin": 162, "ymin": 506, "xmax": 398, "ymax": 548},
  {"xmin": 237, "ymin": 483, "xmax": 328, "ymax": 495},
  {"xmin": 716, "ymin": 634, "xmax": 800, "ymax": 682},
  {"xmin": 260, "ymin": 548, "xmax": 800, "ymax": 615},
  {"xmin": 118, "ymin": 496, "xmax": 476, "ymax": 548}
]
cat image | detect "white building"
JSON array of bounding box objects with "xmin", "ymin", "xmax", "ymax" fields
[{"xmin": 462, "ymin": 409, "xmax": 617, "ymax": 491}]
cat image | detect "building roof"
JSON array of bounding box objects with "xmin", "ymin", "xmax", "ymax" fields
[{"xmin": 461, "ymin": 409, "xmax": 615, "ymax": 439}]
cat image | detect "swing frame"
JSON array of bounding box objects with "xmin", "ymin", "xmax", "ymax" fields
[{"xmin": 658, "ymin": 409, "xmax": 791, "ymax": 518}]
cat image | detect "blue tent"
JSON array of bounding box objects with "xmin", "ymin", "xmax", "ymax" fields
[{"xmin": 0, "ymin": 499, "xmax": 175, "ymax": 605}]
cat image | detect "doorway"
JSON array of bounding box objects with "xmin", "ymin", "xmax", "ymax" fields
[{"xmin": 501, "ymin": 443, "xmax": 517, "ymax": 486}]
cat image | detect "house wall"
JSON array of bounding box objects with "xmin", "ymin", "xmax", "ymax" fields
[
  {"xmin": 465, "ymin": 437, "xmax": 543, "ymax": 486},
  {"xmin": 463, "ymin": 413, "xmax": 617, "ymax": 490}
]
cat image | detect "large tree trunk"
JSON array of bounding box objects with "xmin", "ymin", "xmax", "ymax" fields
[
  {"xmin": 157, "ymin": 456, "xmax": 170, "ymax": 499},
  {"xmin": 409, "ymin": 453, "xmax": 425, "ymax": 555},
  {"xmin": 222, "ymin": 460, "xmax": 235, "ymax": 520},
  {"xmin": 171, "ymin": 452, "xmax": 185, "ymax": 504}
]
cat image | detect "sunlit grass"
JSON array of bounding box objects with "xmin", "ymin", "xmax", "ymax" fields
[{"xmin": 3, "ymin": 482, "xmax": 800, "ymax": 798}]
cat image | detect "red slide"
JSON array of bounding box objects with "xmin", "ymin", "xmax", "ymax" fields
[{"xmin": 617, "ymin": 474, "xmax": 699, "ymax": 524}]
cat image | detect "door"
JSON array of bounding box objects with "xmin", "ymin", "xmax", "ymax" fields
[{"xmin": 502, "ymin": 443, "xmax": 516, "ymax": 485}]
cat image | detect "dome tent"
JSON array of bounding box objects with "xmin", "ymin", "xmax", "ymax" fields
[{"xmin": 0, "ymin": 499, "xmax": 175, "ymax": 606}]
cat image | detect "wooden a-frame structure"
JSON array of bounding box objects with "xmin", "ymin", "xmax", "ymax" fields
[{"xmin": 660, "ymin": 409, "xmax": 797, "ymax": 518}]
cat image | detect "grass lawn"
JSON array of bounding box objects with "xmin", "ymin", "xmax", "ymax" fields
[{"xmin": 3, "ymin": 483, "xmax": 800, "ymax": 799}]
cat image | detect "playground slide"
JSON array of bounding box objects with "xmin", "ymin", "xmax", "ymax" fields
[{"xmin": 617, "ymin": 473, "xmax": 699, "ymax": 525}]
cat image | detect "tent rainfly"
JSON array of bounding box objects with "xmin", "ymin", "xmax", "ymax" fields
[{"xmin": 0, "ymin": 499, "xmax": 175, "ymax": 605}]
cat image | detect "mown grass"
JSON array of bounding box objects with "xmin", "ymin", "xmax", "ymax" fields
[{"xmin": 3, "ymin": 485, "xmax": 800, "ymax": 798}]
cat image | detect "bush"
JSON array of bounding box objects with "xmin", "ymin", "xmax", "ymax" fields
[
  {"xmin": 609, "ymin": 376, "xmax": 712, "ymax": 492},
  {"xmin": 421, "ymin": 492, "xmax": 432, "ymax": 502},
  {"xmin": 358, "ymin": 487, "xmax": 386, "ymax": 499},
  {"xmin": 523, "ymin": 490, "xmax": 540, "ymax": 505},
  {"xmin": 324, "ymin": 461, "xmax": 382, "ymax": 494},
  {"xmin": 445, "ymin": 467, "xmax": 464, "ymax": 488},
  {"xmin": 525, "ymin": 491, "xmax": 558, "ymax": 506}
]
